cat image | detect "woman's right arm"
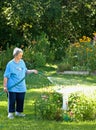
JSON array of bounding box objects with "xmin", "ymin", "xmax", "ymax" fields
[{"xmin": 3, "ymin": 77, "xmax": 8, "ymax": 93}]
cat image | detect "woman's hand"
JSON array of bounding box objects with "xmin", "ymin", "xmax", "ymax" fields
[
  {"xmin": 32, "ymin": 69, "xmax": 38, "ymax": 74},
  {"xmin": 26, "ymin": 69, "xmax": 38, "ymax": 74},
  {"xmin": 4, "ymin": 86, "xmax": 8, "ymax": 93}
]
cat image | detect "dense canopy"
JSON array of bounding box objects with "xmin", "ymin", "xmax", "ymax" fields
[{"xmin": 0, "ymin": 0, "xmax": 96, "ymax": 60}]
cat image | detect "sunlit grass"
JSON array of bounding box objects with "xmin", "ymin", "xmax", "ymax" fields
[
  {"xmin": 48, "ymin": 75, "xmax": 96, "ymax": 86},
  {"xmin": 0, "ymin": 101, "xmax": 7, "ymax": 106}
]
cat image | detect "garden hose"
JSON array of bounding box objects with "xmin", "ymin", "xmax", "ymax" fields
[
  {"xmin": 0, "ymin": 76, "xmax": 25, "ymax": 96},
  {"xmin": 0, "ymin": 71, "xmax": 52, "ymax": 97},
  {"xmin": 38, "ymin": 71, "xmax": 53, "ymax": 83}
]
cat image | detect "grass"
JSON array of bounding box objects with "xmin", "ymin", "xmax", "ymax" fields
[{"xmin": 0, "ymin": 65, "xmax": 96, "ymax": 130}]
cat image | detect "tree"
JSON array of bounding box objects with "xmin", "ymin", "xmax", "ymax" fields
[{"xmin": 0, "ymin": 0, "xmax": 96, "ymax": 60}]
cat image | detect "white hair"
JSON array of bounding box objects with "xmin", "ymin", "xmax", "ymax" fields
[{"xmin": 13, "ymin": 47, "xmax": 23, "ymax": 57}]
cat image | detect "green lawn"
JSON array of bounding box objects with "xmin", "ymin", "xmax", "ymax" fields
[{"xmin": 0, "ymin": 65, "xmax": 96, "ymax": 130}]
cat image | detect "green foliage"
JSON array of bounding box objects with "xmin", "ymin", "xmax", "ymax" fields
[
  {"xmin": 34, "ymin": 91, "xmax": 63, "ymax": 121},
  {"xmin": 33, "ymin": 52, "xmax": 46, "ymax": 67},
  {"xmin": 68, "ymin": 92, "xmax": 96, "ymax": 121},
  {"xmin": 0, "ymin": 0, "xmax": 96, "ymax": 61},
  {"xmin": 0, "ymin": 33, "xmax": 49, "ymax": 69},
  {"xmin": 0, "ymin": 45, "xmax": 14, "ymax": 70},
  {"xmin": 23, "ymin": 32, "xmax": 50, "ymax": 68},
  {"xmin": 34, "ymin": 88, "xmax": 96, "ymax": 122},
  {"xmin": 32, "ymin": 32, "xmax": 50, "ymax": 62},
  {"xmin": 57, "ymin": 63, "xmax": 72, "ymax": 72}
]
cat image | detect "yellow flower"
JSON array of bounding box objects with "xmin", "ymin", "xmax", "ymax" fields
[
  {"xmin": 79, "ymin": 36, "xmax": 91, "ymax": 43},
  {"xmin": 93, "ymin": 32, "xmax": 96, "ymax": 36},
  {"xmin": 86, "ymin": 48, "xmax": 93, "ymax": 52},
  {"xmin": 82, "ymin": 36, "xmax": 87, "ymax": 40},
  {"xmin": 86, "ymin": 37, "xmax": 91, "ymax": 42},
  {"xmin": 86, "ymin": 48, "xmax": 89, "ymax": 52},
  {"xmin": 79, "ymin": 39, "xmax": 83, "ymax": 42},
  {"xmin": 74, "ymin": 42, "xmax": 80, "ymax": 47}
]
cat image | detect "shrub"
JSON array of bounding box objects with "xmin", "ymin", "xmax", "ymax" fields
[
  {"xmin": 24, "ymin": 48, "xmax": 46, "ymax": 68},
  {"xmin": 23, "ymin": 32, "xmax": 51, "ymax": 68},
  {"xmin": 57, "ymin": 62, "xmax": 72, "ymax": 72},
  {"xmin": 0, "ymin": 45, "xmax": 14, "ymax": 70},
  {"xmin": 68, "ymin": 92, "xmax": 96, "ymax": 121},
  {"xmin": 34, "ymin": 90, "xmax": 96, "ymax": 121},
  {"xmin": 32, "ymin": 52, "xmax": 46, "ymax": 67},
  {"xmin": 34, "ymin": 91, "xmax": 63, "ymax": 121}
]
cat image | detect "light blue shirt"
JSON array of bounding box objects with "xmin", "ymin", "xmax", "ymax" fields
[{"xmin": 4, "ymin": 59, "xmax": 27, "ymax": 92}]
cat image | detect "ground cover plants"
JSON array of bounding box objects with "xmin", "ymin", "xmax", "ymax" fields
[{"xmin": 0, "ymin": 65, "xmax": 96, "ymax": 130}]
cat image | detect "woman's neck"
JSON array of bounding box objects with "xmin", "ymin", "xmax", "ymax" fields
[{"xmin": 14, "ymin": 57, "xmax": 20, "ymax": 63}]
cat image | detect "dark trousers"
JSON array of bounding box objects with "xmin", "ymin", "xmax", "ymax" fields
[{"xmin": 8, "ymin": 92, "xmax": 25, "ymax": 113}]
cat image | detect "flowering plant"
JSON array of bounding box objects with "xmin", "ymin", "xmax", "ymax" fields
[
  {"xmin": 34, "ymin": 91, "xmax": 63, "ymax": 121},
  {"xmin": 34, "ymin": 90, "xmax": 96, "ymax": 121},
  {"xmin": 66, "ymin": 32, "xmax": 96, "ymax": 72}
]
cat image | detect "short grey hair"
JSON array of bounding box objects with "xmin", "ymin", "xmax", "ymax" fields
[{"xmin": 13, "ymin": 47, "xmax": 23, "ymax": 57}]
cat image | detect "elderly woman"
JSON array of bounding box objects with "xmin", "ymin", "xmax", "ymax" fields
[{"xmin": 3, "ymin": 47, "xmax": 38, "ymax": 119}]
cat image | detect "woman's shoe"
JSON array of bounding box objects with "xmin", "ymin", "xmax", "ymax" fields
[
  {"xmin": 8, "ymin": 113, "xmax": 14, "ymax": 119},
  {"xmin": 15, "ymin": 112, "xmax": 25, "ymax": 117}
]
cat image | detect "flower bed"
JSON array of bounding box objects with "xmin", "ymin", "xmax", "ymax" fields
[{"xmin": 34, "ymin": 90, "xmax": 96, "ymax": 121}]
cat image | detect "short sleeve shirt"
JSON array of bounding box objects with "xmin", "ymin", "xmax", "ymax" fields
[{"xmin": 4, "ymin": 59, "xmax": 27, "ymax": 92}]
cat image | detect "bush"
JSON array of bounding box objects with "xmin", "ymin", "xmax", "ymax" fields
[
  {"xmin": 34, "ymin": 90, "xmax": 96, "ymax": 121},
  {"xmin": 68, "ymin": 92, "xmax": 96, "ymax": 121},
  {"xmin": 34, "ymin": 91, "xmax": 63, "ymax": 121},
  {"xmin": 57, "ymin": 62, "xmax": 72, "ymax": 72},
  {"xmin": 0, "ymin": 45, "xmax": 46, "ymax": 70},
  {"xmin": 24, "ymin": 48, "xmax": 46, "ymax": 68},
  {"xmin": 0, "ymin": 45, "xmax": 14, "ymax": 70},
  {"xmin": 32, "ymin": 52, "xmax": 46, "ymax": 67},
  {"xmin": 23, "ymin": 32, "xmax": 51, "ymax": 68}
]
